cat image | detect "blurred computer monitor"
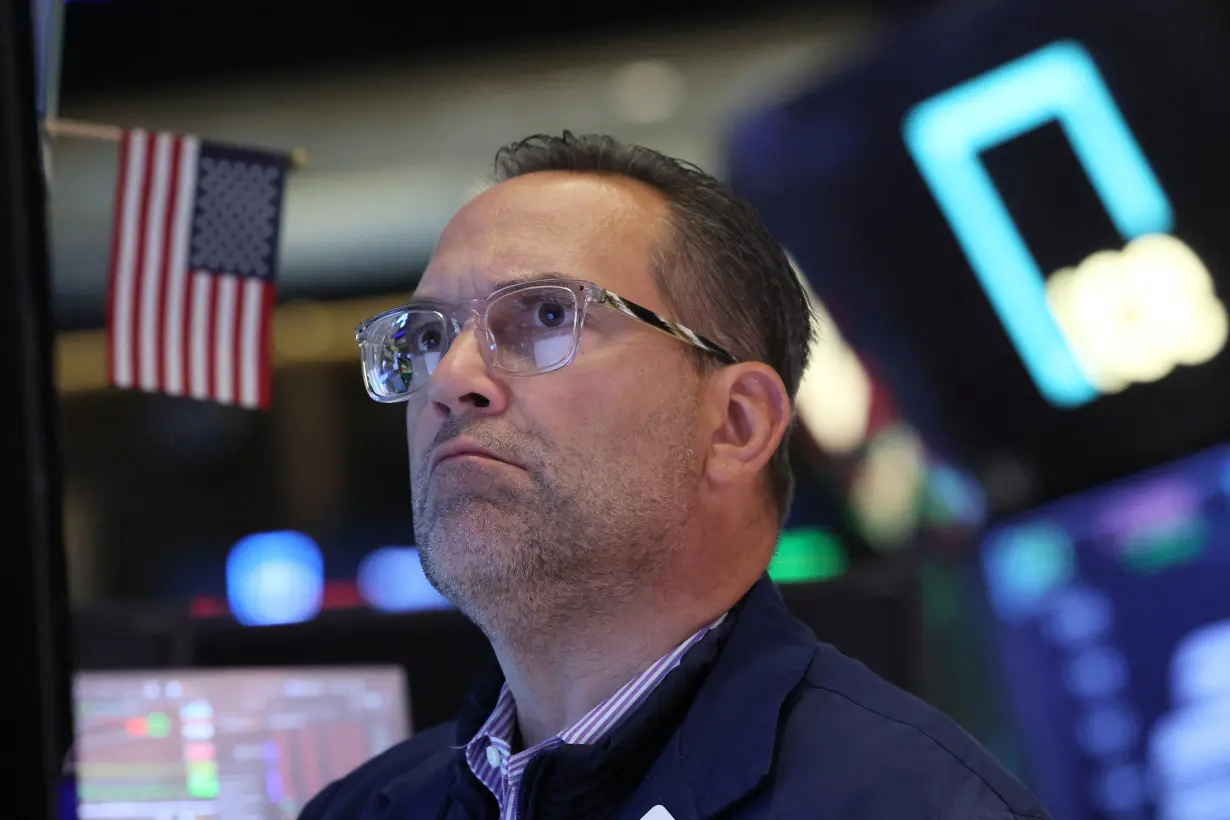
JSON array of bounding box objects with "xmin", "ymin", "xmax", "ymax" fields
[
  {"xmin": 978, "ymin": 442, "xmax": 1230, "ymax": 820},
  {"xmin": 73, "ymin": 666, "xmax": 409, "ymax": 819}
]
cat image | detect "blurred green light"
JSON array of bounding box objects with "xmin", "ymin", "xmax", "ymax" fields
[
  {"xmin": 1123, "ymin": 517, "xmax": 1206, "ymax": 574},
  {"xmin": 769, "ymin": 527, "xmax": 848, "ymax": 584},
  {"xmin": 147, "ymin": 711, "xmax": 171, "ymax": 738}
]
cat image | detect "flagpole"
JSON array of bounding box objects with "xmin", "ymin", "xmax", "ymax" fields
[
  {"xmin": 43, "ymin": 116, "xmax": 310, "ymax": 170},
  {"xmin": 43, "ymin": 116, "xmax": 121, "ymax": 141}
]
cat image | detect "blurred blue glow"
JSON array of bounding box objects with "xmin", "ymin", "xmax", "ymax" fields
[
  {"xmin": 357, "ymin": 547, "xmax": 451, "ymax": 613},
  {"xmin": 983, "ymin": 523, "xmax": 1075, "ymax": 620},
  {"xmin": 226, "ymin": 531, "xmax": 324, "ymax": 627},
  {"xmin": 1044, "ymin": 586, "xmax": 1113, "ymax": 647},
  {"xmin": 1064, "ymin": 647, "xmax": 1127, "ymax": 699},
  {"xmin": 903, "ymin": 39, "xmax": 1173, "ymax": 408},
  {"xmin": 1078, "ymin": 704, "xmax": 1140, "ymax": 757},
  {"xmin": 926, "ymin": 462, "xmax": 987, "ymax": 527},
  {"xmin": 1094, "ymin": 761, "xmax": 1148, "ymax": 814}
]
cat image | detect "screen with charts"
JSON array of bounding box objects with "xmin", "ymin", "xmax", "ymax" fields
[
  {"xmin": 73, "ymin": 666, "xmax": 410, "ymax": 820},
  {"xmin": 979, "ymin": 443, "xmax": 1230, "ymax": 820}
]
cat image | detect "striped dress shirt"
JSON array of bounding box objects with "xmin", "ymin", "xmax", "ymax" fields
[{"xmin": 464, "ymin": 614, "xmax": 726, "ymax": 820}]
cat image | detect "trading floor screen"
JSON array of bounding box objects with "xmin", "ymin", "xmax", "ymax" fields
[
  {"xmin": 980, "ymin": 443, "xmax": 1230, "ymax": 820},
  {"xmin": 73, "ymin": 666, "xmax": 410, "ymax": 819}
]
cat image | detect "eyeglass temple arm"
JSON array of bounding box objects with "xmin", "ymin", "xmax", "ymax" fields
[{"xmin": 599, "ymin": 291, "xmax": 738, "ymax": 364}]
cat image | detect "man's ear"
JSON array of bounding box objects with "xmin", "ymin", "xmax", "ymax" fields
[{"xmin": 703, "ymin": 362, "xmax": 792, "ymax": 490}]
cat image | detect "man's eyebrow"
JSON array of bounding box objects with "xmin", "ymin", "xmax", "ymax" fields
[
  {"xmin": 492, "ymin": 271, "xmax": 569, "ymax": 291},
  {"xmin": 407, "ymin": 271, "xmax": 568, "ymax": 307},
  {"xmin": 405, "ymin": 294, "xmax": 450, "ymax": 309}
]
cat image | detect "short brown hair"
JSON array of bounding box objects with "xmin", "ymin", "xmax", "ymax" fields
[{"xmin": 492, "ymin": 132, "xmax": 815, "ymax": 522}]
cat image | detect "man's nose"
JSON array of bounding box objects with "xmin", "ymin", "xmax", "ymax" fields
[{"xmin": 424, "ymin": 319, "xmax": 508, "ymax": 416}]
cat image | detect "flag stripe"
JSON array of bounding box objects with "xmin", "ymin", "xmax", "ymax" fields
[
  {"xmin": 213, "ymin": 274, "xmax": 238, "ymax": 405},
  {"xmin": 138, "ymin": 133, "xmax": 174, "ymax": 392},
  {"xmin": 190, "ymin": 272, "xmax": 212, "ymax": 400},
  {"xmin": 129, "ymin": 131, "xmax": 159, "ymax": 391},
  {"xmin": 258, "ymin": 281, "xmax": 276, "ymax": 409},
  {"xmin": 231, "ymin": 276, "xmax": 249, "ymax": 406},
  {"xmin": 204, "ymin": 273, "xmax": 219, "ymax": 401},
  {"xmin": 153, "ymin": 136, "xmax": 181, "ymax": 392},
  {"xmin": 108, "ymin": 130, "xmax": 147, "ymax": 389},
  {"xmin": 105, "ymin": 130, "xmax": 135, "ymax": 387},
  {"xmin": 162, "ymin": 137, "xmax": 199, "ymax": 396},
  {"xmin": 239, "ymin": 278, "xmax": 264, "ymax": 408}
]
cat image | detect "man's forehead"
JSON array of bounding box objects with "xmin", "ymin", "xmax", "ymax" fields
[
  {"xmin": 416, "ymin": 172, "xmax": 669, "ymax": 304},
  {"xmin": 413, "ymin": 266, "xmax": 579, "ymax": 303}
]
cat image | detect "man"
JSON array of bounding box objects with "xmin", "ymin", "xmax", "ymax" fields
[{"xmin": 302, "ymin": 133, "xmax": 1050, "ymax": 820}]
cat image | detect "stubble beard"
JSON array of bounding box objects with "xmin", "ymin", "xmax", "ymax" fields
[{"xmin": 411, "ymin": 412, "xmax": 700, "ymax": 644}]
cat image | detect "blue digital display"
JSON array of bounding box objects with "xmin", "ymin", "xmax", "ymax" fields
[{"xmin": 979, "ymin": 443, "xmax": 1230, "ymax": 820}]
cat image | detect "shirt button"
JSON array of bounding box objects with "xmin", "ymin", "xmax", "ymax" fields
[{"xmin": 486, "ymin": 745, "xmax": 503, "ymax": 769}]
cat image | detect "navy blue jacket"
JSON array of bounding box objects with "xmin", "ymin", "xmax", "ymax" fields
[{"xmin": 300, "ymin": 577, "xmax": 1051, "ymax": 820}]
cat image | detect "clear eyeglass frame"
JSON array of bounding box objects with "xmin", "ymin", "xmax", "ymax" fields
[{"xmin": 354, "ymin": 276, "xmax": 737, "ymax": 403}]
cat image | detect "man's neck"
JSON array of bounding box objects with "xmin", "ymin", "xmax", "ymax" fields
[
  {"xmin": 487, "ymin": 585, "xmax": 735, "ymax": 749},
  {"xmin": 481, "ymin": 507, "xmax": 780, "ymax": 749}
]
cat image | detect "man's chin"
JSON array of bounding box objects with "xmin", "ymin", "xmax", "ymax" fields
[
  {"xmin": 418, "ymin": 502, "xmax": 516, "ymax": 541},
  {"xmin": 417, "ymin": 509, "xmax": 524, "ymax": 572},
  {"xmin": 418, "ymin": 544, "xmax": 532, "ymax": 618},
  {"xmin": 416, "ymin": 480, "xmax": 527, "ymax": 519}
]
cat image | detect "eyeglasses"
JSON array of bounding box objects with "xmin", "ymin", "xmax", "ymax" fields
[{"xmin": 355, "ymin": 277, "xmax": 738, "ymax": 403}]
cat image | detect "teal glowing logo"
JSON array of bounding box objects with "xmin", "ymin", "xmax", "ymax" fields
[{"xmin": 903, "ymin": 40, "xmax": 1173, "ymax": 407}]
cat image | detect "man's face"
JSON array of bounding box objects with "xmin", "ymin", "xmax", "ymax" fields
[{"xmin": 407, "ymin": 172, "xmax": 706, "ymax": 629}]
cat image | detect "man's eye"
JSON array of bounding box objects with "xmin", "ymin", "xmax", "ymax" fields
[
  {"xmin": 415, "ymin": 328, "xmax": 443, "ymax": 352},
  {"xmin": 535, "ymin": 301, "xmax": 570, "ymax": 328}
]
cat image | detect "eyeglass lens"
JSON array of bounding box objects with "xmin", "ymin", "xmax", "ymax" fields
[
  {"xmin": 367, "ymin": 284, "xmax": 583, "ymax": 398},
  {"xmin": 485, "ymin": 284, "xmax": 580, "ymax": 372}
]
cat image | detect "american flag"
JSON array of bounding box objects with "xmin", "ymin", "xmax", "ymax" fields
[{"xmin": 106, "ymin": 130, "xmax": 290, "ymax": 409}]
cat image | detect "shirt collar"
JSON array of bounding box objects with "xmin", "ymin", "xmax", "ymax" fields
[{"xmin": 463, "ymin": 613, "xmax": 727, "ymax": 804}]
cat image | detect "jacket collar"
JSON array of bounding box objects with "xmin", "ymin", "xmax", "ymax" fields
[
  {"xmin": 378, "ymin": 667, "xmax": 506, "ymax": 817},
  {"xmin": 619, "ymin": 576, "xmax": 817, "ymax": 819},
  {"xmin": 381, "ymin": 576, "xmax": 815, "ymax": 820}
]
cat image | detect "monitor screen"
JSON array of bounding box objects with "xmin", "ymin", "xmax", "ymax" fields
[
  {"xmin": 73, "ymin": 666, "xmax": 410, "ymax": 819},
  {"xmin": 978, "ymin": 442, "xmax": 1230, "ymax": 820}
]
